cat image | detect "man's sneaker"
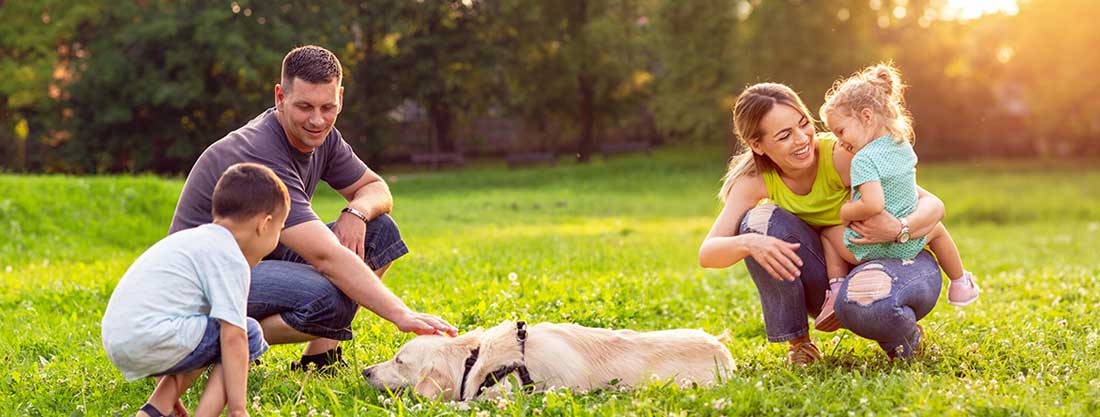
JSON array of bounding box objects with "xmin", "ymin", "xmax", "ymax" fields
[
  {"xmin": 948, "ymin": 271, "xmax": 980, "ymax": 307},
  {"xmin": 290, "ymin": 346, "xmax": 346, "ymax": 374},
  {"xmin": 787, "ymin": 340, "xmax": 822, "ymax": 366},
  {"xmin": 814, "ymin": 278, "xmax": 845, "ymax": 332}
]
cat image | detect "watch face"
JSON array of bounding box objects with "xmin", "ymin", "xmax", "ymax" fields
[{"xmin": 898, "ymin": 232, "xmax": 911, "ymax": 243}]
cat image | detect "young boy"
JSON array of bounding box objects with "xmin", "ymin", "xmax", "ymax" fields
[{"xmin": 102, "ymin": 163, "xmax": 290, "ymax": 417}]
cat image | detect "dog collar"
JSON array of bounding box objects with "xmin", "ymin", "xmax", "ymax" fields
[{"xmin": 458, "ymin": 321, "xmax": 535, "ymax": 400}]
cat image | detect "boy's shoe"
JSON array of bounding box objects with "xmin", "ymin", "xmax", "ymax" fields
[
  {"xmin": 138, "ymin": 403, "xmax": 170, "ymax": 417},
  {"xmin": 290, "ymin": 346, "xmax": 346, "ymax": 374},
  {"xmin": 814, "ymin": 278, "xmax": 845, "ymax": 332},
  {"xmin": 948, "ymin": 271, "xmax": 981, "ymax": 307},
  {"xmin": 787, "ymin": 340, "xmax": 822, "ymax": 366}
]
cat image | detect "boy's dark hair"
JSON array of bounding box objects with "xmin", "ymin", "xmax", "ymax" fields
[
  {"xmin": 212, "ymin": 163, "xmax": 289, "ymax": 221},
  {"xmin": 281, "ymin": 45, "xmax": 342, "ymax": 90}
]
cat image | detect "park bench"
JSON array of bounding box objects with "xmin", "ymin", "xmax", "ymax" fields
[
  {"xmin": 505, "ymin": 151, "xmax": 557, "ymax": 169},
  {"xmin": 410, "ymin": 152, "xmax": 465, "ymax": 169},
  {"xmin": 600, "ymin": 142, "xmax": 652, "ymax": 159}
]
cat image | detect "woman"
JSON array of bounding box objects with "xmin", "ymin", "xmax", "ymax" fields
[{"xmin": 699, "ymin": 83, "xmax": 944, "ymax": 363}]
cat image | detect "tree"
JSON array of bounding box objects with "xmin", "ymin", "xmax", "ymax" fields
[
  {"xmin": 384, "ymin": 0, "xmax": 499, "ymax": 154},
  {"xmin": 0, "ymin": 1, "xmax": 98, "ymax": 171},
  {"xmin": 1007, "ymin": 0, "xmax": 1100, "ymax": 156},
  {"xmin": 60, "ymin": 1, "xmax": 336, "ymax": 173}
]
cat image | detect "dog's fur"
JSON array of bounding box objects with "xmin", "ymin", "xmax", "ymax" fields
[{"xmin": 363, "ymin": 320, "xmax": 735, "ymax": 401}]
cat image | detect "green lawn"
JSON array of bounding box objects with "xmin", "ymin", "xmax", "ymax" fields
[{"xmin": 2, "ymin": 147, "xmax": 1099, "ymax": 416}]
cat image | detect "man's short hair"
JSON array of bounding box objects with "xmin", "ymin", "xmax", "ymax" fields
[
  {"xmin": 281, "ymin": 45, "xmax": 342, "ymax": 89},
  {"xmin": 212, "ymin": 163, "xmax": 290, "ymax": 221}
]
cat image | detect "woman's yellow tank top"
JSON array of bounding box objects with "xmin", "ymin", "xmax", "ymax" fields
[{"xmin": 761, "ymin": 133, "xmax": 849, "ymax": 227}]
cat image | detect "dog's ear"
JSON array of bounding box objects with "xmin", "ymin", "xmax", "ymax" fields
[{"xmin": 414, "ymin": 364, "xmax": 455, "ymax": 400}]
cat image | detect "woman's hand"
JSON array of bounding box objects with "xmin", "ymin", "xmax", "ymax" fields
[
  {"xmin": 743, "ymin": 233, "xmax": 803, "ymax": 281},
  {"xmin": 848, "ymin": 211, "xmax": 901, "ymax": 244}
]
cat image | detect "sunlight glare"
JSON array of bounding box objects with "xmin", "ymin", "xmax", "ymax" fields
[{"xmin": 944, "ymin": 0, "xmax": 1019, "ymax": 20}]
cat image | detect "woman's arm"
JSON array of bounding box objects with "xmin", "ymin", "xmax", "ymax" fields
[
  {"xmin": 848, "ymin": 185, "xmax": 945, "ymax": 244},
  {"xmin": 699, "ymin": 175, "xmax": 803, "ymax": 281}
]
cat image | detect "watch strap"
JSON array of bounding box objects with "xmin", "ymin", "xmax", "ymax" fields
[
  {"xmin": 341, "ymin": 207, "xmax": 370, "ymax": 223},
  {"xmin": 896, "ymin": 217, "xmax": 911, "ymax": 243}
]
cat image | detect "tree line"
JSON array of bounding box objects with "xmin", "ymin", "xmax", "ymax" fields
[{"xmin": 2, "ymin": 0, "xmax": 1097, "ymax": 174}]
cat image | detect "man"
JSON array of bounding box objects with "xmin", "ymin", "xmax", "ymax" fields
[{"xmin": 170, "ymin": 45, "xmax": 456, "ymax": 371}]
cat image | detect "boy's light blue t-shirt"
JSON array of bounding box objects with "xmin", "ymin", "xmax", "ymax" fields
[
  {"xmin": 844, "ymin": 135, "xmax": 926, "ymax": 261},
  {"xmin": 101, "ymin": 224, "xmax": 250, "ymax": 381}
]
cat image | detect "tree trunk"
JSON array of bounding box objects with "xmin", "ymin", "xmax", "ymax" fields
[
  {"xmin": 571, "ymin": 0, "xmax": 594, "ymax": 162},
  {"xmin": 428, "ymin": 97, "xmax": 455, "ymax": 153},
  {"xmin": 576, "ymin": 74, "xmax": 595, "ymax": 162}
]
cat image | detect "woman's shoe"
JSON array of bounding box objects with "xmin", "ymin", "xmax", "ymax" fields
[{"xmin": 787, "ymin": 340, "xmax": 822, "ymax": 366}]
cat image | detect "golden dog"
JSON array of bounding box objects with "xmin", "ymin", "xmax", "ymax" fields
[{"xmin": 363, "ymin": 320, "xmax": 735, "ymax": 401}]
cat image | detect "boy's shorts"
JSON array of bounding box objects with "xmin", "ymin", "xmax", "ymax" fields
[{"xmin": 153, "ymin": 317, "xmax": 268, "ymax": 376}]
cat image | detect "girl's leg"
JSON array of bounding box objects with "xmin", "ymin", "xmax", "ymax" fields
[
  {"xmin": 821, "ymin": 225, "xmax": 857, "ymax": 278},
  {"xmin": 834, "ymin": 251, "xmax": 943, "ymax": 358},
  {"xmin": 738, "ymin": 204, "xmax": 828, "ymax": 363},
  {"xmin": 816, "ymin": 226, "xmax": 855, "ymax": 332},
  {"xmin": 927, "ymin": 223, "xmax": 981, "ymax": 306},
  {"xmin": 194, "ymin": 364, "xmax": 228, "ymax": 417},
  {"xmin": 925, "ymin": 223, "xmax": 964, "ymax": 280}
]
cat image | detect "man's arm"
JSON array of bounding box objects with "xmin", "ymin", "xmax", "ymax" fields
[
  {"xmin": 337, "ymin": 169, "xmax": 392, "ymax": 219},
  {"xmin": 333, "ymin": 170, "xmax": 393, "ymax": 259},
  {"xmin": 219, "ymin": 320, "xmax": 249, "ymax": 416},
  {"xmin": 280, "ymin": 220, "xmax": 456, "ymax": 336}
]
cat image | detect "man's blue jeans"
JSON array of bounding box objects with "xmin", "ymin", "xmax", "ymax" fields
[{"xmin": 247, "ymin": 214, "xmax": 409, "ymax": 340}]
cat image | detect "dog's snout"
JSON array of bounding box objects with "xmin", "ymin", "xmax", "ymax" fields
[{"xmin": 362, "ymin": 366, "xmax": 374, "ymax": 380}]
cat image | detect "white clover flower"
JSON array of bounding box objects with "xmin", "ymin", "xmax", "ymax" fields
[{"xmin": 711, "ymin": 398, "xmax": 728, "ymax": 410}]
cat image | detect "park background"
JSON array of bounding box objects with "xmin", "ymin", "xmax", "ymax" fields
[{"xmin": 2, "ymin": 0, "xmax": 1100, "ymax": 416}]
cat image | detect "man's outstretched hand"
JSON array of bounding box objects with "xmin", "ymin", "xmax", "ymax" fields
[{"xmin": 393, "ymin": 310, "xmax": 458, "ymax": 337}]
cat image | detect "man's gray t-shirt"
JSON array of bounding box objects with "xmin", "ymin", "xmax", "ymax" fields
[{"xmin": 169, "ymin": 108, "xmax": 367, "ymax": 234}]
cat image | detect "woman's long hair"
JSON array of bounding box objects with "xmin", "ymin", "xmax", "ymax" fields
[{"xmin": 719, "ymin": 83, "xmax": 816, "ymax": 202}]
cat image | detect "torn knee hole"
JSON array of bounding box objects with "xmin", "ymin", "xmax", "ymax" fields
[
  {"xmin": 745, "ymin": 204, "xmax": 777, "ymax": 235},
  {"xmin": 846, "ymin": 269, "xmax": 892, "ymax": 305}
]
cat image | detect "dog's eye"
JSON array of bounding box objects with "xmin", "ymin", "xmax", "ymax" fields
[{"xmin": 394, "ymin": 357, "xmax": 403, "ymax": 365}]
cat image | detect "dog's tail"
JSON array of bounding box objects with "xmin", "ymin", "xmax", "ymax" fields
[{"xmin": 716, "ymin": 329, "xmax": 732, "ymax": 343}]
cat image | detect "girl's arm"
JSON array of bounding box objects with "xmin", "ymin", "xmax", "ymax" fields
[
  {"xmin": 699, "ymin": 175, "xmax": 803, "ymax": 281},
  {"xmin": 848, "ymin": 185, "xmax": 944, "ymax": 243},
  {"xmin": 840, "ymin": 181, "xmax": 885, "ymax": 221}
]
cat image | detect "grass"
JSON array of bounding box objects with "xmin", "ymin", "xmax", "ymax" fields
[{"xmin": 1, "ymin": 146, "xmax": 1099, "ymax": 416}]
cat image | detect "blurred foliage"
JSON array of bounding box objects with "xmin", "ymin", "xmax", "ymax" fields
[{"xmin": 1, "ymin": 0, "xmax": 1097, "ymax": 173}]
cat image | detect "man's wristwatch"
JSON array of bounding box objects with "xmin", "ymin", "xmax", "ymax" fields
[
  {"xmin": 341, "ymin": 207, "xmax": 370, "ymax": 224},
  {"xmin": 896, "ymin": 216, "xmax": 911, "ymax": 243}
]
